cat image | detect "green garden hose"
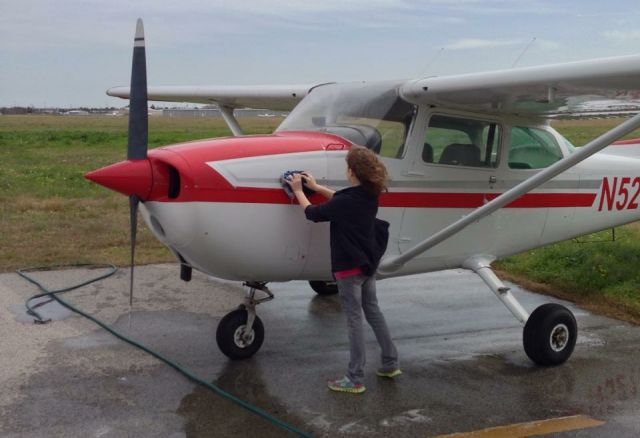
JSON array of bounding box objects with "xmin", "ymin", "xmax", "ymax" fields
[{"xmin": 17, "ymin": 265, "xmax": 313, "ymax": 438}]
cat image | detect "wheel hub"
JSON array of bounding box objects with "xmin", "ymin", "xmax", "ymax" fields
[
  {"xmin": 549, "ymin": 323, "xmax": 569, "ymax": 352},
  {"xmin": 233, "ymin": 325, "xmax": 255, "ymax": 348}
]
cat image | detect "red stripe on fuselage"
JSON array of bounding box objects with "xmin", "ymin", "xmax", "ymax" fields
[
  {"xmin": 152, "ymin": 187, "xmax": 597, "ymax": 209},
  {"xmin": 379, "ymin": 192, "xmax": 596, "ymax": 208}
]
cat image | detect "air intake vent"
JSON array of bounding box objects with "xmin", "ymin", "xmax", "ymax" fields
[{"xmin": 168, "ymin": 166, "xmax": 181, "ymax": 199}]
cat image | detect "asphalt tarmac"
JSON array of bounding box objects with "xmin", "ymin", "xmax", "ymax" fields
[{"xmin": 1, "ymin": 264, "xmax": 639, "ymax": 437}]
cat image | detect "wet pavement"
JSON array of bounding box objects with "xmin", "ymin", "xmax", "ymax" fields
[{"xmin": 1, "ymin": 264, "xmax": 639, "ymax": 437}]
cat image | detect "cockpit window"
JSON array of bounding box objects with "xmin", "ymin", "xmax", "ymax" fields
[
  {"xmin": 508, "ymin": 127, "xmax": 564, "ymax": 169},
  {"xmin": 424, "ymin": 114, "xmax": 501, "ymax": 168},
  {"xmin": 277, "ymin": 82, "xmax": 415, "ymax": 159}
]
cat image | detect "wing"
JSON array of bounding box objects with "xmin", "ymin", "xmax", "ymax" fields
[
  {"xmin": 400, "ymin": 54, "xmax": 640, "ymax": 118},
  {"xmin": 107, "ymin": 84, "xmax": 319, "ymax": 111}
]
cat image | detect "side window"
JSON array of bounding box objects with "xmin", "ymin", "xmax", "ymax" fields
[
  {"xmin": 378, "ymin": 120, "xmax": 409, "ymax": 159},
  {"xmin": 423, "ymin": 115, "xmax": 501, "ymax": 168},
  {"xmin": 508, "ymin": 127, "xmax": 564, "ymax": 169}
]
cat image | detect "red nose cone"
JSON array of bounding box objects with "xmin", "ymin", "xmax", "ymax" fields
[{"xmin": 85, "ymin": 159, "xmax": 153, "ymax": 200}]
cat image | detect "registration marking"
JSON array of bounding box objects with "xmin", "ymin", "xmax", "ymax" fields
[{"xmin": 433, "ymin": 415, "xmax": 605, "ymax": 437}]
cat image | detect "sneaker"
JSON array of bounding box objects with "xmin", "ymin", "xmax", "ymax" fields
[
  {"xmin": 327, "ymin": 376, "xmax": 366, "ymax": 394},
  {"xmin": 376, "ymin": 368, "xmax": 402, "ymax": 378}
]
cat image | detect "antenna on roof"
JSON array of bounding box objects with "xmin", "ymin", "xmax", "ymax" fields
[
  {"xmin": 418, "ymin": 47, "xmax": 445, "ymax": 78},
  {"xmin": 512, "ymin": 37, "xmax": 537, "ymax": 68}
]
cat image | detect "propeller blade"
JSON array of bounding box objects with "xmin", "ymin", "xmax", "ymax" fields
[
  {"xmin": 128, "ymin": 195, "xmax": 139, "ymax": 323},
  {"xmin": 126, "ymin": 19, "xmax": 149, "ymax": 328},
  {"xmin": 127, "ymin": 18, "xmax": 148, "ymax": 160}
]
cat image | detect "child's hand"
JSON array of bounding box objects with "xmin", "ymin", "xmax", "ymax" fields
[
  {"xmin": 301, "ymin": 172, "xmax": 319, "ymax": 190},
  {"xmin": 287, "ymin": 173, "xmax": 305, "ymax": 192}
]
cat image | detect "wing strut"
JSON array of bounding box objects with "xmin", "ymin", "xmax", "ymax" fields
[
  {"xmin": 219, "ymin": 105, "xmax": 244, "ymax": 136},
  {"xmin": 378, "ymin": 112, "xmax": 640, "ymax": 275}
]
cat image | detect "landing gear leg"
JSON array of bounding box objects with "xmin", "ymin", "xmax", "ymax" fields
[
  {"xmin": 216, "ymin": 282, "xmax": 273, "ymax": 360},
  {"xmin": 464, "ymin": 257, "xmax": 577, "ymax": 366}
]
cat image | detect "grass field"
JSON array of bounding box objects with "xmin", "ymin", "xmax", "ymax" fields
[
  {"xmin": 0, "ymin": 115, "xmax": 279, "ymax": 270},
  {"xmin": 2, "ymin": 114, "xmax": 640, "ymax": 323}
]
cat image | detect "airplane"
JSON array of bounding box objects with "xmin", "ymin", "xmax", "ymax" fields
[{"xmin": 87, "ymin": 19, "xmax": 640, "ymax": 366}]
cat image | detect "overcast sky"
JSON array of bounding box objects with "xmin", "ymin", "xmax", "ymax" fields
[{"xmin": 2, "ymin": 0, "xmax": 640, "ymax": 107}]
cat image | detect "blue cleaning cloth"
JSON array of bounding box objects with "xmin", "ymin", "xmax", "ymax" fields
[{"xmin": 280, "ymin": 170, "xmax": 316, "ymax": 199}]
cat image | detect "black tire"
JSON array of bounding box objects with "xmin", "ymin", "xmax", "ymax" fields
[
  {"xmin": 523, "ymin": 303, "xmax": 577, "ymax": 366},
  {"xmin": 309, "ymin": 280, "xmax": 339, "ymax": 295},
  {"xmin": 216, "ymin": 309, "xmax": 264, "ymax": 360}
]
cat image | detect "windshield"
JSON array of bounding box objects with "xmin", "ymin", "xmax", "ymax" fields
[{"xmin": 277, "ymin": 81, "xmax": 415, "ymax": 158}]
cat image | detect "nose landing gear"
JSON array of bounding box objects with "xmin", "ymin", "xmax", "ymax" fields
[{"xmin": 216, "ymin": 282, "xmax": 273, "ymax": 360}]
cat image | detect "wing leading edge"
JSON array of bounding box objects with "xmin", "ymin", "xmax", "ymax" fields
[
  {"xmin": 107, "ymin": 84, "xmax": 318, "ymax": 111},
  {"xmin": 400, "ymin": 54, "xmax": 640, "ymax": 118}
]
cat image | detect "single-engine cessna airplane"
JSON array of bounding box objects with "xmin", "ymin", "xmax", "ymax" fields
[{"xmin": 87, "ymin": 19, "xmax": 640, "ymax": 366}]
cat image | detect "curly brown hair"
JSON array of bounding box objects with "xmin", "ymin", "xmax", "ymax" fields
[{"xmin": 346, "ymin": 146, "xmax": 388, "ymax": 196}]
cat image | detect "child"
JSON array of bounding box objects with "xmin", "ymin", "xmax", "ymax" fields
[{"xmin": 287, "ymin": 146, "xmax": 400, "ymax": 394}]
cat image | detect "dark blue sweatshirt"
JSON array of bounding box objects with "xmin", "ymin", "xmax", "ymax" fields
[{"xmin": 304, "ymin": 185, "xmax": 389, "ymax": 276}]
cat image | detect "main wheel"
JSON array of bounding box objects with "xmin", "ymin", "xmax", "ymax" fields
[
  {"xmin": 309, "ymin": 280, "xmax": 339, "ymax": 295},
  {"xmin": 216, "ymin": 308, "xmax": 264, "ymax": 360},
  {"xmin": 523, "ymin": 303, "xmax": 577, "ymax": 366}
]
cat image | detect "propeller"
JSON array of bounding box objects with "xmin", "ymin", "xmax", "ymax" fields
[{"xmin": 126, "ymin": 18, "xmax": 149, "ymax": 326}]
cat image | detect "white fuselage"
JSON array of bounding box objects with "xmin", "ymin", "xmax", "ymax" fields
[{"xmin": 138, "ymin": 107, "xmax": 640, "ymax": 283}]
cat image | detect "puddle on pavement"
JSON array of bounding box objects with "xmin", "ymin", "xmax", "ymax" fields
[{"xmin": 177, "ymin": 361, "xmax": 314, "ymax": 438}]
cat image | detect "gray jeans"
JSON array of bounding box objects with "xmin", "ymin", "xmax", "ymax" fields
[{"xmin": 336, "ymin": 274, "xmax": 398, "ymax": 385}]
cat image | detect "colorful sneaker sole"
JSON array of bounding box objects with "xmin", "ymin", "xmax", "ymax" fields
[
  {"xmin": 327, "ymin": 379, "xmax": 366, "ymax": 394},
  {"xmin": 376, "ymin": 369, "xmax": 402, "ymax": 378}
]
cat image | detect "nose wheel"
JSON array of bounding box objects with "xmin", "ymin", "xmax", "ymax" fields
[
  {"xmin": 216, "ymin": 282, "xmax": 273, "ymax": 360},
  {"xmin": 216, "ymin": 307, "xmax": 264, "ymax": 360}
]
